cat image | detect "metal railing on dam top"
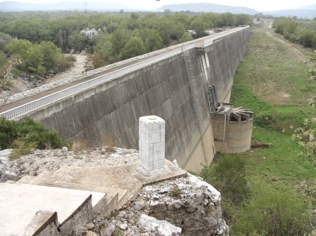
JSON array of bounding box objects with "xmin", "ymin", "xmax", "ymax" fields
[{"xmin": 0, "ymin": 26, "xmax": 249, "ymax": 120}]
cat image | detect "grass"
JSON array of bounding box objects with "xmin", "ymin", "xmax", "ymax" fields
[
  {"xmin": 230, "ymin": 28, "xmax": 316, "ymax": 187},
  {"xmin": 234, "ymin": 28, "xmax": 314, "ymax": 106}
]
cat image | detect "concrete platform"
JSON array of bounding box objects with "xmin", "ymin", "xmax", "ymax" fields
[
  {"xmin": 19, "ymin": 160, "xmax": 187, "ymax": 202},
  {"xmin": 19, "ymin": 165, "xmax": 143, "ymax": 210},
  {"xmin": 6, "ymin": 160, "xmax": 187, "ymax": 235},
  {"xmin": 127, "ymin": 160, "xmax": 187, "ymax": 185},
  {"xmin": 0, "ymin": 183, "xmax": 105, "ymax": 236}
]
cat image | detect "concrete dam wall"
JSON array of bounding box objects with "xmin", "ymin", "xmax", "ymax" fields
[{"xmin": 24, "ymin": 27, "xmax": 250, "ymax": 172}]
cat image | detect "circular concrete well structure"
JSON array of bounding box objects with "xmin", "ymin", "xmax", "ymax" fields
[{"xmin": 211, "ymin": 105, "xmax": 253, "ymax": 154}]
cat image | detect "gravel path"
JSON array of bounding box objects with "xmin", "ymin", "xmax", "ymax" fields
[
  {"xmin": 0, "ymin": 54, "xmax": 87, "ymax": 105},
  {"xmin": 44, "ymin": 54, "xmax": 86, "ymax": 84}
]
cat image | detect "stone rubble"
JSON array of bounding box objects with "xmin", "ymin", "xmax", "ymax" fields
[
  {"xmin": 0, "ymin": 147, "xmax": 139, "ymax": 183},
  {"xmin": 88, "ymin": 173, "xmax": 228, "ymax": 236},
  {"xmin": 0, "ymin": 147, "xmax": 229, "ymax": 235}
]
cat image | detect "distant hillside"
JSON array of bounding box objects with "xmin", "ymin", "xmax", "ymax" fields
[
  {"xmin": 157, "ymin": 2, "xmax": 316, "ymax": 19},
  {"xmin": 0, "ymin": 1, "xmax": 131, "ymax": 11},
  {"xmin": 297, "ymin": 4, "xmax": 316, "ymax": 10},
  {"xmin": 1, "ymin": 1, "xmax": 316, "ymax": 19},
  {"xmin": 157, "ymin": 3, "xmax": 257, "ymax": 14},
  {"xmin": 262, "ymin": 9, "xmax": 316, "ymax": 19}
]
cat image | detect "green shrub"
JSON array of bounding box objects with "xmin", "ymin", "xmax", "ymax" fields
[
  {"xmin": 200, "ymin": 154, "xmax": 251, "ymax": 206},
  {"xmin": 0, "ymin": 117, "xmax": 17, "ymax": 149},
  {"xmin": 10, "ymin": 133, "xmax": 36, "ymax": 159},
  {"xmin": 0, "ymin": 117, "xmax": 67, "ymax": 151},
  {"xmin": 65, "ymin": 55, "xmax": 77, "ymax": 62},
  {"xmin": 199, "ymin": 154, "xmax": 250, "ymax": 224},
  {"xmin": 57, "ymin": 59, "xmax": 73, "ymax": 72}
]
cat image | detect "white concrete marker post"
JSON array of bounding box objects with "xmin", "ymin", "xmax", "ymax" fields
[{"xmin": 138, "ymin": 115, "xmax": 165, "ymax": 175}]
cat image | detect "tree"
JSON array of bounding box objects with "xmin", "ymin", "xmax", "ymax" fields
[
  {"xmin": 6, "ymin": 39, "xmax": 66, "ymax": 76},
  {"xmin": 284, "ymin": 20, "xmax": 298, "ymax": 42},
  {"xmin": 68, "ymin": 31, "xmax": 87, "ymax": 52},
  {"xmin": 178, "ymin": 32, "xmax": 194, "ymax": 43},
  {"xmin": 6, "ymin": 39, "xmax": 33, "ymax": 63},
  {"xmin": 24, "ymin": 45, "xmax": 45, "ymax": 75},
  {"xmin": 235, "ymin": 14, "xmax": 253, "ymax": 26},
  {"xmin": 137, "ymin": 29, "xmax": 163, "ymax": 52},
  {"xmin": 313, "ymin": 34, "xmax": 316, "ymax": 49},
  {"xmin": 169, "ymin": 20, "xmax": 186, "ymax": 41},
  {"xmin": 0, "ymin": 32, "xmax": 12, "ymax": 52},
  {"xmin": 120, "ymin": 37, "xmax": 145, "ymax": 60},
  {"xmin": 110, "ymin": 29, "xmax": 131, "ymax": 57},
  {"xmin": 189, "ymin": 17, "xmax": 209, "ymax": 38},
  {"xmin": 6, "ymin": 39, "xmax": 44, "ymax": 74},
  {"xmin": 156, "ymin": 17, "xmax": 185, "ymax": 44},
  {"xmin": 218, "ymin": 13, "xmax": 237, "ymax": 27},
  {"xmin": 299, "ymin": 28, "xmax": 314, "ymax": 47},
  {"xmin": 173, "ymin": 13, "xmax": 192, "ymax": 29},
  {"xmin": 93, "ymin": 32, "xmax": 115, "ymax": 66},
  {"xmin": 38, "ymin": 41, "xmax": 63, "ymax": 72},
  {"xmin": 127, "ymin": 13, "xmax": 140, "ymax": 30}
]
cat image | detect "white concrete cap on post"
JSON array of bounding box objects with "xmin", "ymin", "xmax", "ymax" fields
[{"xmin": 138, "ymin": 115, "xmax": 165, "ymax": 175}]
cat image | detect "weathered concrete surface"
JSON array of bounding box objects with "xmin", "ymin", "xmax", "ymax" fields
[
  {"xmin": 19, "ymin": 160, "xmax": 186, "ymax": 203},
  {"xmin": 25, "ymin": 27, "xmax": 250, "ymax": 172},
  {"xmin": 21, "ymin": 165, "xmax": 143, "ymax": 210},
  {"xmin": 3, "ymin": 157, "xmax": 186, "ymax": 235},
  {"xmin": 0, "ymin": 183, "xmax": 105, "ymax": 236},
  {"xmin": 211, "ymin": 107, "xmax": 253, "ymax": 153}
]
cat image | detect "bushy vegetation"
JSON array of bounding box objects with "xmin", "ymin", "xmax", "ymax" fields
[
  {"xmin": 199, "ymin": 155, "xmax": 311, "ymax": 235},
  {"xmin": 0, "ymin": 11, "xmax": 253, "ymax": 73},
  {"xmin": 199, "ymin": 154, "xmax": 250, "ymax": 224},
  {"xmin": 274, "ymin": 18, "xmax": 316, "ymax": 48},
  {"xmin": 310, "ymin": 50, "xmax": 316, "ymax": 80},
  {"xmin": 0, "ymin": 117, "xmax": 67, "ymax": 151},
  {"xmin": 292, "ymin": 119, "xmax": 316, "ymax": 165},
  {"xmin": 5, "ymin": 39, "xmax": 71, "ymax": 76}
]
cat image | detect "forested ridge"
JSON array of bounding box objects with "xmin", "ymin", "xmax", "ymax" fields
[{"xmin": 0, "ymin": 11, "xmax": 252, "ymax": 82}]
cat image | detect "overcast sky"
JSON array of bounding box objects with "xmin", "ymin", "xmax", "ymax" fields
[{"xmin": 0, "ymin": 0, "xmax": 315, "ymax": 11}]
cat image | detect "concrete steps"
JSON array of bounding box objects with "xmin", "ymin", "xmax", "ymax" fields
[
  {"xmin": 19, "ymin": 165, "xmax": 143, "ymax": 209},
  {"xmin": 2, "ymin": 160, "xmax": 187, "ymax": 235},
  {"xmin": 0, "ymin": 183, "xmax": 105, "ymax": 236},
  {"xmin": 4, "ymin": 165, "xmax": 141, "ymax": 235}
]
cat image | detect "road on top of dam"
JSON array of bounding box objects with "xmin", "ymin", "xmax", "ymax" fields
[{"xmin": 0, "ymin": 27, "xmax": 245, "ymax": 115}]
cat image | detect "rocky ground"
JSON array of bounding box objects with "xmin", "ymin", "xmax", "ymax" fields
[
  {"xmin": 85, "ymin": 174, "xmax": 227, "ymax": 236},
  {"xmin": 0, "ymin": 147, "xmax": 228, "ymax": 236},
  {"xmin": 0, "ymin": 147, "xmax": 139, "ymax": 182},
  {"xmin": 0, "ymin": 54, "xmax": 87, "ymax": 104}
]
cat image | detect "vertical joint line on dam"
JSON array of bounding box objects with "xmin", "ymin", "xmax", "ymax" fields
[{"xmin": 182, "ymin": 50, "xmax": 208, "ymax": 165}]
